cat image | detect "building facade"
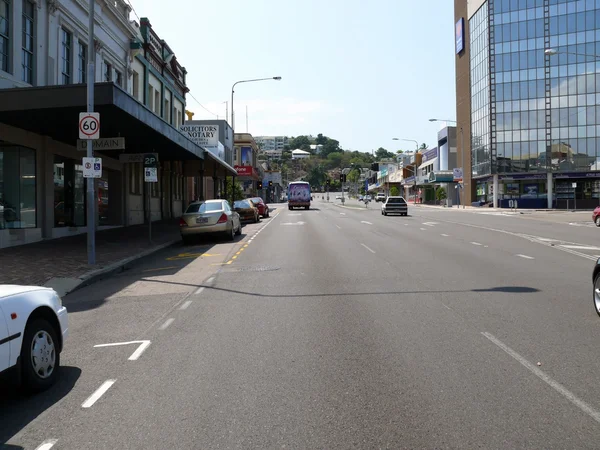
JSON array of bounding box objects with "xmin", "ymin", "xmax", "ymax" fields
[
  {"xmin": 0, "ymin": 0, "xmax": 210, "ymax": 248},
  {"xmin": 456, "ymin": 0, "xmax": 600, "ymax": 209},
  {"xmin": 254, "ymin": 135, "xmax": 288, "ymax": 153}
]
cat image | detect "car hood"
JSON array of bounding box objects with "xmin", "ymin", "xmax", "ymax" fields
[{"xmin": 0, "ymin": 284, "xmax": 55, "ymax": 299}]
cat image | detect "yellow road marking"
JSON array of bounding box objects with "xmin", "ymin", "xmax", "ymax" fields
[
  {"xmin": 226, "ymin": 260, "xmax": 233, "ymax": 265},
  {"xmin": 143, "ymin": 266, "xmax": 178, "ymax": 272},
  {"xmin": 244, "ymin": 244, "xmax": 249, "ymax": 248},
  {"xmin": 166, "ymin": 252, "xmax": 221, "ymax": 261},
  {"xmin": 232, "ymin": 255, "xmax": 237, "ymax": 259}
]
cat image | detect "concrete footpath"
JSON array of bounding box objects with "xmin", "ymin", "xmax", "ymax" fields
[{"xmin": 0, "ymin": 221, "xmax": 180, "ymax": 296}]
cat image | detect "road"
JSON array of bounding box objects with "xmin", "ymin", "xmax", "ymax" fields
[{"xmin": 2, "ymin": 200, "xmax": 600, "ymax": 449}]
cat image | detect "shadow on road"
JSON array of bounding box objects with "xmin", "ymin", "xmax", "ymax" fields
[
  {"xmin": 126, "ymin": 278, "xmax": 541, "ymax": 298},
  {"xmin": 0, "ymin": 366, "xmax": 81, "ymax": 445}
]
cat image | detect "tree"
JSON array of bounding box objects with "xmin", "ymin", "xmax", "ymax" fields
[
  {"xmin": 326, "ymin": 151, "xmax": 343, "ymax": 168},
  {"xmin": 321, "ymin": 138, "xmax": 341, "ymax": 157},
  {"xmin": 306, "ymin": 165, "xmax": 326, "ymax": 188},
  {"xmin": 347, "ymin": 168, "xmax": 361, "ymax": 183},
  {"xmin": 390, "ymin": 186, "xmax": 400, "ymax": 196},
  {"xmin": 288, "ymin": 135, "xmax": 311, "ymax": 151},
  {"xmin": 375, "ymin": 147, "xmax": 395, "ymax": 160},
  {"xmin": 226, "ymin": 177, "xmax": 245, "ymax": 201},
  {"xmin": 419, "ymin": 143, "xmax": 428, "ymax": 150},
  {"xmin": 435, "ymin": 186, "xmax": 447, "ymax": 204},
  {"xmin": 396, "ymin": 150, "xmax": 404, "ymax": 154},
  {"xmin": 315, "ymin": 133, "xmax": 327, "ymax": 145}
]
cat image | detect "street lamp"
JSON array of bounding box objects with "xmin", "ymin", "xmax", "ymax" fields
[
  {"xmin": 230, "ymin": 76, "xmax": 281, "ymax": 200},
  {"xmin": 429, "ymin": 118, "xmax": 465, "ymax": 209},
  {"xmin": 392, "ymin": 138, "xmax": 419, "ymax": 204}
]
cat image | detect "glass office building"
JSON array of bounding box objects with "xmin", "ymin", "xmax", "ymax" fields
[{"xmin": 469, "ymin": 0, "xmax": 600, "ymax": 208}]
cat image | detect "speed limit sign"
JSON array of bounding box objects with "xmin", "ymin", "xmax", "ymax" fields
[{"xmin": 79, "ymin": 112, "xmax": 100, "ymax": 140}]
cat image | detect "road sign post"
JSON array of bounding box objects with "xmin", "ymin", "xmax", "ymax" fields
[{"xmin": 144, "ymin": 153, "xmax": 159, "ymax": 242}]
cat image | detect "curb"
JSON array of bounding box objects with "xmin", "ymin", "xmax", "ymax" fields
[{"xmin": 45, "ymin": 240, "xmax": 178, "ymax": 297}]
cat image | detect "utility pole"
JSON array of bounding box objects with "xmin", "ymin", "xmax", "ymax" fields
[{"xmin": 86, "ymin": 0, "xmax": 96, "ymax": 264}]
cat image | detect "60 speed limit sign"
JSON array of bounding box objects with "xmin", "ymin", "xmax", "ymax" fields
[{"xmin": 79, "ymin": 112, "xmax": 100, "ymax": 140}]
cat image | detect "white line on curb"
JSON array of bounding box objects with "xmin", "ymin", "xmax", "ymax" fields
[
  {"xmin": 361, "ymin": 243, "xmax": 376, "ymax": 254},
  {"xmin": 82, "ymin": 380, "xmax": 116, "ymax": 408},
  {"xmin": 35, "ymin": 439, "xmax": 58, "ymax": 450},
  {"xmin": 482, "ymin": 332, "xmax": 600, "ymax": 424},
  {"xmin": 159, "ymin": 318, "xmax": 174, "ymax": 330}
]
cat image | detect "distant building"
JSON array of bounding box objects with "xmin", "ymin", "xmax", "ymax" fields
[
  {"xmin": 254, "ymin": 136, "xmax": 288, "ymax": 152},
  {"xmin": 292, "ymin": 149, "xmax": 310, "ymax": 160}
]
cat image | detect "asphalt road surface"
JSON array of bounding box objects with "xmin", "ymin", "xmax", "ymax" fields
[{"xmin": 3, "ymin": 201, "xmax": 600, "ymax": 449}]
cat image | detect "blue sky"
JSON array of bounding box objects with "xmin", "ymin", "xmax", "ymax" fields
[{"xmin": 132, "ymin": 0, "xmax": 456, "ymax": 153}]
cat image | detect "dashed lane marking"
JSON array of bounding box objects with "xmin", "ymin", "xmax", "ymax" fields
[
  {"xmin": 159, "ymin": 318, "xmax": 174, "ymax": 330},
  {"xmin": 361, "ymin": 243, "xmax": 376, "ymax": 254},
  {"xmin": 35, "ymin": 440, "xmax": 58, "ymax": 450},
  {"xmin": 471, "ymin": 242, "xmax": 483, "ymax": 246},
  {"xmin": 82, "ymin": 380, "xmax": 116, "ymax": 408},
  {"xmin": 516, "ymin": 254, "xmax": 534, "ymax": 259},
  {"xmin": 180, "ymin": 300, "xmax": 193, "ymax": 310}
]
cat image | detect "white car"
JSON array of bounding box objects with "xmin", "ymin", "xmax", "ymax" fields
[{"xmin": 0, "ymin": 285, "xmax": 68, "ymax": 391}]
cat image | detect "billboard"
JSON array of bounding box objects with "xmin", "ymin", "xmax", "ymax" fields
[
  {"xmin": 456, "ymin": 18, "xmax": 464, "ymax": 54},
  {"xmin": 240, "ymin": 146, "xmax": 252, "ymax": 166},
  {"xmin": 205, "ymin": 142, "xmax": 225, "ymax": 161},
  {"xmin": 179, "ymin": 124, "xmax": 219, "ymax": 147},
  {"xmin": 234, "ymin": 166, "xmax": 253, "ymax": 176},
  {"xmin": 453, "ymin": 167, "xmax": 463, "ymax": 181}
]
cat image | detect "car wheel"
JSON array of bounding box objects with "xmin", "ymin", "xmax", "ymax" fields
[
  {"xmin": 594, "ymin": 272, "xmax": 600, "ymax": 317},
  {"xmin": 596, "ymin": 216, "xmax": 600, "ymax": 227},
  {"xmin": 20, "ymin": 318, "xmax": 60, "ymax": 392},
  {"xmin": 235, "ymin": 221, "xmax": 242, "ymax": 235},
  {"xmin": 227, "ymin": 225, "xmax": 235, "ymax": 241}
]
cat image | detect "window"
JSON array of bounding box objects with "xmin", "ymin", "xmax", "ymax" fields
[
  {"xmin": 148, "ymin": 86, "xmax": 154, "ymax": 110},
  {"xmin": 0, "ymin": 0, "xmax": 10, "ymax": 72},
  {"xmin": 21, "ymin": 0, "xmax": 34, "ymax": 84},
  {"xmin": 61, "ymin": 28, "xmax": 72, "ymax": 84},
  {"xmin": 154, "ymin": 90, "xmax": 160, "ymax": 115},
  {"xmin": 164, "ymin": 98, "xmax": 170, "ymax": 123},
  {"xmin": 129, "ymin": 163, "xmax": 141, "ymax": 195},
  {"xmin": 115, "ymin": 69, "xmax": 122, "ymax": 87},
  {"xmin": 104, "ymin": 60, "xmax": 111, "ymax": 82},
  {"xmin": 0, "ymin": 144, "xmax": 36, "ymax": 230},
  {"xmin": 77, "ymin": 41, "xmax": 86, "ymax": 83},
  {"xmin": 132, "ymin": 70, "xmax": 140, "ymax": 100}
]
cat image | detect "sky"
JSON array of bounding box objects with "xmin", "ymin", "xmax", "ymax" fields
[{"xmin": 131, "ymin": 0, "xmax": 457, "ymax": 153}]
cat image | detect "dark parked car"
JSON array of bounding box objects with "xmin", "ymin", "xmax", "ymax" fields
[
  {"xmin": 234, "ymin": 199, "xmax": 260, "ymax": 223},
  {"xmin": 594, "ymin": 259, "xmax": 600, "ymax": 317}
]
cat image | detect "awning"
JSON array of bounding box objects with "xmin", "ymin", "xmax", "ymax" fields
[
  {"xmin": 418, "ymin": 157, "xmax": 437, "ymax": 170},
  {"xmin": 0, "ymin": 82, "xmax": 202, "ymax": 161},
  {"xmin": 204, "ymin": 150, "xmax": 237, "ymax": 177}
]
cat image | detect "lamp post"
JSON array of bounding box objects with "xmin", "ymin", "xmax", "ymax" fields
[
  {"xmin": 429, "ymin": 118, "xmax": 465, "ymax": 209},
  {"xmin": 393, "ymin": 138, "xmax": 419, "ymax": 204},
  {"xmin": 230, "ymin": 77, "xmax": 281, "ymax": 201}
]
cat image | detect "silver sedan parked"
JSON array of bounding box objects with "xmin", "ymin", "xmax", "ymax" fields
[{"xmin": 179, "ymin": 199, "xmax": 241, "ymax": 244}]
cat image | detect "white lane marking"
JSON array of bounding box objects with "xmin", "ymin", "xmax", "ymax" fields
[
  {"xmin": 195, "ymin": 286, "xmax": 205, "ymax": 295},
  {"xmin": 335, "ymin": 225, "xmax": 341, "ymax": 229},
  {"xmin": 340, "ymin": 212, "xmax": 346, "ymax": 215},
  {"xmin": 361, "ymin": 221, "xmax": 373, "ymax": 225},
  {"xmin": 159, "ymin": 318, "xmax": 175, "ymax": 330},
  {"xmin": 180, "ymin": 300, "xmax": 193, "ymax": 310},
  {"xmin": 422, "ymin": 222, "xmax": 438, "ymax": 226},
  {"xmin": 94, "ymin": 340, "xmax": 151, "ymax": 361},
  {"xmin": 404, "ymin": 223, "xmax": 409, "ymax": 226},
  {"xmin": 35, "ymin": 440, "xmax": 58, "ymax": 450},
  {"xmin": 471, "ymin": 242, "xmax": 482, "ymax": 246},
  {"xmin": 560, "ymin": 245, "xmax": 600, "ymax": 251},
  {"xmin": 441, "ymin": 233, "xmax": 450, "ymax": 237},
  {"xmin": 288, "ymin": 213, "xmax": 302, "ymax": 216},
  {"xmin": 82, "ymin": 380, "xmax": 116, "ymax": 408},
  {"xmin": 537, "ymin": 238, "xmax": 559, "ymax": 242},
  {"xmin": 516, "ymin": 254, "xmax": 534, "ymax": 259},
  {"xmin": 206, "ymin": 276, "xmax": 215, "ymax": 284},
  {"xmin": 316, "ymin": 211, "xmax": 320, "ymax": 214},
  {"xmin": 361, "ymin": 243, "xmax": 376, "ymax": 254},
  {"xmin": 482, "ymin": 332, "xmax": 600, "ymax": 424},
  {"xmin": 442, "ymin": 303, "xmax": 452, "ymax": 310},
  {"xmin": 420, "ymin": 228, "xmax": 427, "ymax": 231}
]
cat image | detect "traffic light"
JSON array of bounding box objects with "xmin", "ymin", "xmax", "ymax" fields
[
  {"xmin": 268, "ymin": 180, "xmax": 273, "ymax": 187},
  {"xmin": 371, "ymin": 162, "xmax": 379, "ymax": 171},
  {"xmin": 326, "ymin": 179, "xmax": 330, "ymax": 186},
  {"xmin": 257, "ymin": 181, "xmax": 263, "ymax": 189},
  {"xmin": 339, "ymin": 173, "xmax": 347, "ymax": 183}
]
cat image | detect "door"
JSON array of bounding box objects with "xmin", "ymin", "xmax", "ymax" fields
[{"xmin": 0, "ymin": 305, "xmax": 10, "ymax": 372}]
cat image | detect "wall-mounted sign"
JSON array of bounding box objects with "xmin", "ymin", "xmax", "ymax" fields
[
  {"xmin": 453, "ymin": 167, "xmax": 463, "ymax": 181},
  {"xmin": 234, "ymin": 165, "xmax": 253, "ymax": 176},
  {"xmin": 456, "ymin": 18, "xmax": 464, "ymax": 54},
  {"xmin": 180, "ymin": 124, "xmax": 219, "ymax": 148}
]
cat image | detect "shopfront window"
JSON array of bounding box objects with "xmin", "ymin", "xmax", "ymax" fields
[
  {"xmin": 0, "ymin": 144, "xmax": 36, "ymax": 230},
  {"xmin": 53, "ymin": 155, "xmax": 85, "ymax": 227},
  {"xmin": 97, "ymin": 178, "xmax": 109, "ymax": 226}
]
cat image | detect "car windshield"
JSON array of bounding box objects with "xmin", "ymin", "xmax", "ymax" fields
[
  {"xmin": 387, "ymin": 197, "xmax": 406, "ymax": 204},
  {"xmin": 234, "ymin": 200, "xmax": 251, "ymax": 208},
  {"xmin": 252, "ymin": 198, "xmax": 264, "ymax": 204},
  {"xmin": 185, "ymin": 202, "xmax": 222, "ymax": 214}
]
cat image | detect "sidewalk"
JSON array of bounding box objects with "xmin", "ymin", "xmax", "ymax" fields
[{"xmin": 0, "ymin": 221, "xmax": 180, "ymax": 294}]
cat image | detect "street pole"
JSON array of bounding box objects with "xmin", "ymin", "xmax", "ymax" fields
[
  {"xmin": 460, "ymin": 126, "xmax": 465, "ymax": 209},
  {"xmin": 86, "ymin": 0, "xmax": 96, "ymax": 264}
]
